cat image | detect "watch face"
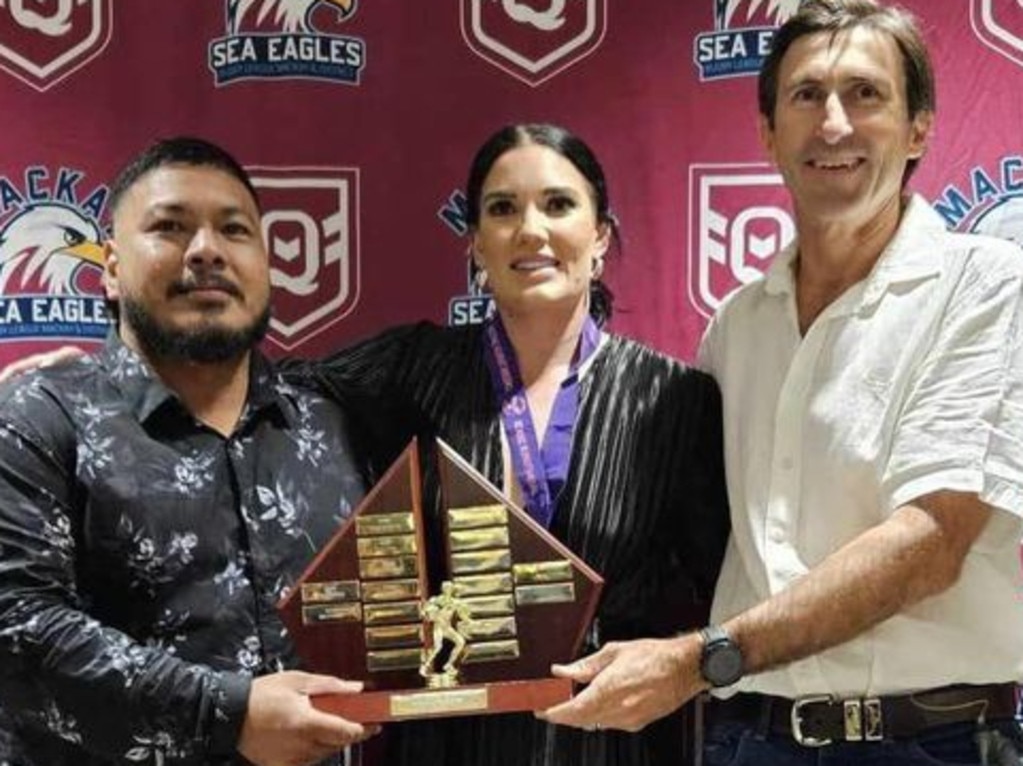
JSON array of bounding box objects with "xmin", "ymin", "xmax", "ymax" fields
[{"xmin": 705, "ymin": 642, "xmax": 743, "ymax": 687}]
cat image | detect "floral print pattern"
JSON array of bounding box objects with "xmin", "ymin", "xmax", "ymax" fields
[{"xmin": 0, "ymin": 338, "xmax": 365, "ymax": 765}]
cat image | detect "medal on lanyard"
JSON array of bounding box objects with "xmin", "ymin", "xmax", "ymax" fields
[{"xmin": 482, "ymin": 314, "xmax": 600, "ymax": 528}]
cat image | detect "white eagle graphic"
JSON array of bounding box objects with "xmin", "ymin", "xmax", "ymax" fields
[
  {"xmin": 227, "ymin": 0, "xmax": 355, "ymax": 34},
  {"xmin": 0, "ymin": 204, "xmax": 105, "ymax": 295},
  {"xmin": 717, "ymin": 0, "xmax": 803, "ymax": 29}
]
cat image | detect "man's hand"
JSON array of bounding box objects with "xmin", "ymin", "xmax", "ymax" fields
[
  {"xmin": 537, "ymin": 634, "xmax": 707, "ymax": 733},
  {"xmin": 237, "ymin": 671, "xmax": 379, "ymax": 766},
  {"xmin": 0, "ymin": 345, "xmax": 85, "ymax": 383}
]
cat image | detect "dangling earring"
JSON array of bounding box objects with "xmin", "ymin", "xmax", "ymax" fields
[
  {"xmin": 591, "ymin": 255, "xmax": 605, "ymax": 280},
  {"xmin": 474, "ymin": 266, "xmax": 489, "ymax": 292}
]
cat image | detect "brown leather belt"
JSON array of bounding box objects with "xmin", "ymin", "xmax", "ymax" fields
[{"xmin": 706, "ymin": 683, "xmax": 1018, "ymax": 747}]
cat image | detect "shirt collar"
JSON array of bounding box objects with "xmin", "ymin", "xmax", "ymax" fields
[
  {"xmin": 762, "ymin": 194, "xmax": 947, "ymax": 311},
  {"xmin": 97, "ymin": 334, "xmax": 297, "ymax": 429}
]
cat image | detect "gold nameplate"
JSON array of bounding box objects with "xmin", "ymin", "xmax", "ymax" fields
[
  {"xmin": 464, "ymin": 640, "xmax": 520, "ymax": 664},
  {"xmin": 360, "ymin": 556, "xmax": 419, "ymax": 580},
  {"xmin": 301, "ymin": 580, "xmax": 361, "ymax": 604},
  {"xmin": 362, "ymin": 578, "xmax": 421, "ymax": 603},
  {"xmin": 513, "ymin": 560, "xmax": 573, "ymax": 585},
  {"xmin": 364, "ymin": 601, "xmax": 423, "ymax": 626},
  {"xmin": 302, "ymin": 603, "xmax": 363, "ymax": 625},
  {"xmin": 449, "ymin": 527, "xmax": 511, "ymax": 552},
  {"xmin": 365, "ymin": 625, "xmax": 424, "ymax": 650},
  {"xmin": 390, "ymin": 688, "xmax": 490, "ymax": 718},
  {"xmin": 462, "ymin": 594, "xmax": 515, "ymax": 617},
  {"xmin": 367, "ymin": 648, "xmax": 424, "ymax": 673},
  {"xmin": 462, "ymin": 616, "xmax": 517, "ymax": 641},
  {"xmin": 448, "ymin": 505, "xmax": 508, "ymax": 530},
  {"xmin": 356, "ymin": 512, "xmax": 415, "ymax": 537},
  {"xmin": 357, "ymin": 534, "xmax": 417, "ymax": 558},
  {"xmin": 451, "ymin": 549, "xmax": 512, "ymax": 575},
  {"xmin": 452, "ymin": 573, "xmax": 513, "ymax": 596},
  {"xmin": 515, "ymin": 582, "xmax": 576, "ymax": 606}
]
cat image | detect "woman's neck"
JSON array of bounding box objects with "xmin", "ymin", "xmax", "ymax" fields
[{"xmin": 498, "ymin": 299, "xmax": 591, "ymax": 386}]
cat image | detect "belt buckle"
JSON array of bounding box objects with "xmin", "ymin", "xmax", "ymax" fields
[{"xmin": 791, "ymin": 695, "xmax": 834, "ymax": 747}]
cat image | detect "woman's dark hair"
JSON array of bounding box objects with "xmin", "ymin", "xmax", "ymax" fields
[{"xmin": 465, "ymin": 123, "xmax": 620, "ymax": 325}]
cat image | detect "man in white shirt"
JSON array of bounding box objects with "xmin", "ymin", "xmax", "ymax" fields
[{"xmin": 541, "ymin": 2, "xmax": 1023, "ymax": 763}]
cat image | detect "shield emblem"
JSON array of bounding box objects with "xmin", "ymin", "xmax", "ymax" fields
[
  {"xmin": 461, "ymin": 0, "xmax": 607, "ymax": 86},
  {"xmin": 971, "ymin": 0, "xmax": 1023, "ymax": 68},
  {"xmin": 0, "ymin": 0, "xmax": 112, "ymax": 91},
  {"xmin": 249, "ymin": 167, "xmax": 361, "ymax": 352},
  {"xmin": 687, "ymin": 164, "xmax": 794, "ymax": 318}
]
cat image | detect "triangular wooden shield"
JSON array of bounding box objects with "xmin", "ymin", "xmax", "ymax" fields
[{"xmin": 277, "ymin": 438, "xmax": 603, "ymax": 721}]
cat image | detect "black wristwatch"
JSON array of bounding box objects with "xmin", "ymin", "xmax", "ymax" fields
[{"xmin": 699, "ymin": 625, "xmax": 744, "ymax": 688}]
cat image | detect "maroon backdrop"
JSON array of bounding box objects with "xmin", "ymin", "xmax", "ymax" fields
[{"xmin": 0, "ymin": 0, "xmax": 1020, "ymax": 366}]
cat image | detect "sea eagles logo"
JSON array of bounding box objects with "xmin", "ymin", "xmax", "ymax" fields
[
  {"xmin": 693, "ymin": 0, "xmax": 800, "ymax": 81},
  {"xmin": 933, "ymin": 154, "xmax": 1023, "ymax": 246},
  {"xmin": 687, "ymin": 163, "xmax": 794, "ymax": 318},
  {"xmin": 437, "ymin": 189, "xmax": 495, "ymax": 326},
  {"xmin": 0, "ymin": 167, "xmax": 110, "ymax": 341},
  {"xmin": 461, "ymin": 0, "xmax": 607, "ymax": 87},
  {"xmin": 0, "ymin": 0, "xmax": 113, "ymax": 92},
  {"xmin": 209, "ymin": 0, "xmax": 365, "ymax": 86},
  {"xmin": 250, "ymin": 167, "xmax": 360, "ymax": 351},
  {"xmin": 970, "ymin": 0, "xmax": 1023, "ymax": 69}
]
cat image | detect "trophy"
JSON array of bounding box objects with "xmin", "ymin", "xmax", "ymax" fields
[{"xmin": 277, "ymin": 438, "xmax": 603, "ymax": 721}]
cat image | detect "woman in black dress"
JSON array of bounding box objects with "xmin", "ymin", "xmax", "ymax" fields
[{"xmin": 308, "ymin": 123, "xmax": 730, "ymax": 766}]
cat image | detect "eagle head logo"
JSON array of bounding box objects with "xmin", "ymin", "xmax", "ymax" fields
[
  {"xmin": 716, "ymin": 0, "xmax": 803, "ymax": 30},
  {"xmin": 227, "ymin": 0, "xmax": 356, "ymax": 34},
  {"xmin": 0, "ymin": 203, "xmax": 105, "ymax": 295}
]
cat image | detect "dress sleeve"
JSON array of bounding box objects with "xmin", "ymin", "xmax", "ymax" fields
[
  {"xmin": 672, "ymin": 370, "xmax": 731, "ymax": 604},
  {"xmin": 0, "ymin": 408, "xmax": 249, "ymax": 764}
]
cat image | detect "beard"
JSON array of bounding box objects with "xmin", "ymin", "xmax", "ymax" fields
[{"xmin": 121, "ymin": 296, "xmax": 271, "ymax": 364}]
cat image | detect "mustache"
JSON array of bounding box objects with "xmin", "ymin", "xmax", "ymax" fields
[{"xmin": 168, "ymin": 275, "xmax": 243, "ymax": 299}]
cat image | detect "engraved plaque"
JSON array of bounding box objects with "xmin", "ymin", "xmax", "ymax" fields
[
  {"xmin": 363, "ymin": 578, "xmax": 421, "ymax": 603},
  {"xmin": 450, "ymin": 526, "xmax": 511, "ymax": 552},
  {"xmin": 365, "ymin": 624, "xmax": 424, "ymax": 650},
  {"xmin": 451, "ymin": 549, "xmax": 512, "ymax": 575},
  {"xmin": 301, "ymin": 580, "xmax": 361, "ymax": 603},
  {"xmin": 277, "ymin": 439, "xmax": 603, "ymax": 722},
  {"xmin": 453, "ymin": 573, "xmax": 514, "ymax": 596},
  {"xmin": 515, "ymin": 582, "xmax": 577, "ymax": 606}
]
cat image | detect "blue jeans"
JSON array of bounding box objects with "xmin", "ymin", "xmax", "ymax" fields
[{"xmin": 703, "ymin": 720, "xmax": 1023, "ymax": 766}]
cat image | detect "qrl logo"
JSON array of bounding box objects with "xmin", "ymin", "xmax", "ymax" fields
[
  {"xmin": 971, "ymin": 0, "xmax": 1023, "ymax": 68},
  {"xmin": 688, "ymin": 164, "xmax": 794, "ymax": 318},
  {"xmin": 0, "ymin": 0, "xmax": 112, "ymax": 91},
  {"xmin": 461, "ymin": 0, "xmax": 606, "ymax": 86},
  {"xmin": 250, "ymin": 168, "xmax": 360, "ymax": 352}
]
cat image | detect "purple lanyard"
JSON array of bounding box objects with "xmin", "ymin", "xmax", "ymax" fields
[{"xmin": 482, "ymin": 314, "xmax": 600, "ymax": 528}]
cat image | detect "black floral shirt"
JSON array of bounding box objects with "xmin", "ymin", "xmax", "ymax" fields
[{"xmin": 0, "ymin": 337, "xmax": 365, "ymax": 765}]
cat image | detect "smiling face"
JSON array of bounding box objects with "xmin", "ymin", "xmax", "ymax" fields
[
  {"xmin": 105, "ymin": 163, "xmax": 270, "ymax": 363},
  {"xmin": 760, "ymin": 25, "xmax": 932, "ymax": 229},
  {"xmin": 471, "ymin": 143, "xmax": 609, "ymax": 319}
]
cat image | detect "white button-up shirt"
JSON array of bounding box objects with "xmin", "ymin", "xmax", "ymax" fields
[{"xmin": 699, "ymin": 196, "xmax": 1023, "ymax": 698}]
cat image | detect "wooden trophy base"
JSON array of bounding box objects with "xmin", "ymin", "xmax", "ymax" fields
[{"xmin": 312, "ymin": 677, "xmax": 573, "ymax": 722}]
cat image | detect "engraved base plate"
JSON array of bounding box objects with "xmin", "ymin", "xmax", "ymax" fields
[{"xmin": 311, "ymin": 677, "xmax": 572, "ymax": 722}]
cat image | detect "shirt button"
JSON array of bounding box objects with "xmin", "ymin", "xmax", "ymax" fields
[
  {"xmin": 769, "ymin": 525, "xmax": 785, "ymax": 543},
  {"xmin": 780, "ymin": 457, "xmax": 794, "ymax": 470}
]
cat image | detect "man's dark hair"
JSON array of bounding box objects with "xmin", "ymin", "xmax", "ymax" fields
[
  {"xmin": 108, "ymin": 136, "xmax": 260, "ymax": 222},
  {"xmin": 758, "ymin": 0, "xmax": 935, "ymax": 182}
]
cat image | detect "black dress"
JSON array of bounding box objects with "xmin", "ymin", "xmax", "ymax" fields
[{"xmin": 299, "ymin": 322, "xmax": 731, "ymax": 766}]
